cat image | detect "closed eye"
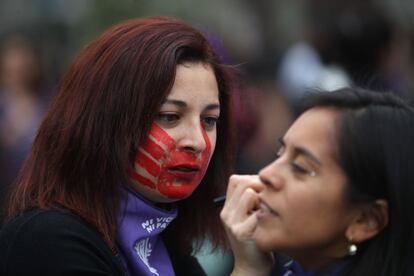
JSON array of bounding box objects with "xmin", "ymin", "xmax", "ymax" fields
[
  {"xmin": 291, "ymin": 163, "xmax": 308, "ymax": 174},
  {"xmin": 291, "ymin": 162, "xmax": 316, "ymax": 177}
]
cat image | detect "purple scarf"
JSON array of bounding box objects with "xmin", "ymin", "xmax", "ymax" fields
[{"xmin": 117, "ymin": 188, "xmax": 178, "ymax": 276}]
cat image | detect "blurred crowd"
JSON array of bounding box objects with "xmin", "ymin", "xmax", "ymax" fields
[
  {"xmin": 234, "ymin": 0, "xmax": 413, "ymax": 174},
  {"xmin": 0, "ymin": 34, "xmax": 51, "ymax": 205}
]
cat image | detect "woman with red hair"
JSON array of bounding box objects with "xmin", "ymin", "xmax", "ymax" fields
[{"xmin": 0, "ymin": 16, "xmax": 234, "ymax": 275}]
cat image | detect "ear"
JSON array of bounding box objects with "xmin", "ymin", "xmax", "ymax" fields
[{"xmin": 345, "ymin": 199, "xmax": 389, "ymax": 244}]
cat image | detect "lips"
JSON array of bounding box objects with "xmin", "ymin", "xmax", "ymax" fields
[
  {"xmin": 168, "ymin": 164, "xmax": 200, "ymax": 179},
  {"xmin": 258, "ymin": 198, "xmax": 279, "ymax": 217},
  {"xmin": 169, "ymin": 165, "xmax": 200, "ymax": 172}
]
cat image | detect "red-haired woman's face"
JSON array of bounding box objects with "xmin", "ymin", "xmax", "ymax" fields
[{"xmin": 130, "ymin": 62, "xmax": 220, "ymax": 202}]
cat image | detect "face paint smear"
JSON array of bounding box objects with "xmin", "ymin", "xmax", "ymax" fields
[{"xmin": 130, "ymin": 123, "xmax": 212, "ymax": 199}]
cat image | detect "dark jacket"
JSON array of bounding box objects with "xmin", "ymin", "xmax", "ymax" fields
[{"xmin": 0, "ymin": 208, "xmax": 205, "ymax": 276}]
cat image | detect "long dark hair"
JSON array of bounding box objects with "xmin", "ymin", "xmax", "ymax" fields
[
  {"xmin": 5, "ymin": 16, "xmax": 234, "ymax": 255},
  {"xmin": 301, "ymin": 88, "xmax": 414, "ymax": 275}
]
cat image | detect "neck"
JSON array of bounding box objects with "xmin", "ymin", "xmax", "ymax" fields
[{"xmin": 289, "ymin": 249, "xmax": 350, "ymax": 272}]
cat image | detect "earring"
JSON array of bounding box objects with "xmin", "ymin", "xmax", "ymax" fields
[{"xmin": 348, "ymin": 237, "xmax": 357, "ymax": 256}]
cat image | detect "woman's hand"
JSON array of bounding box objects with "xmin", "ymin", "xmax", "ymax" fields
[{"xmin": 220, "ymin": 175, "xmax": 274, "ymax": 276}]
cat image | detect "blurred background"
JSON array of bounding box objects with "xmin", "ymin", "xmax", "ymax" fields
[{"xmin": 0, "ymin": 0, "xmax": 413, "ymax": 274}]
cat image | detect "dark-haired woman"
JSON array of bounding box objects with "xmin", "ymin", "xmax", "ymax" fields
[
  {"xmin": 0, "ymin": 16, "xmax": 234, "ymax": 275},
  {"xmin": 221, "ymin": 88, "xmax": 414, "ymax": 275}
]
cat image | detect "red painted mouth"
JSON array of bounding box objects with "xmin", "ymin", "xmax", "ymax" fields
[
  {"xmin": 168, "ymin": 164, "xmax": 200, "ymax": 180},
  {"xmin": 169, "ymin": 164, "xmax": 200, "ymax": 171}
]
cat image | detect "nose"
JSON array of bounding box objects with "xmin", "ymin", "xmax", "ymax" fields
[
  {"xmin": 176, "ymin": 122, "xmax": 207, "ymax": 154},
  {"xmin": 258, "ymin": 159, "xmax": 284, "ymax": 190}
]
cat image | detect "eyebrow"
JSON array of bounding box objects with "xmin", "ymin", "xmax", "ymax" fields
[
  {"xmin": 164, "ymin": 99, "xmax": 187, "ymax": 108},
  {"xmin": 278, "ymin": 137, "xmax": 322, "ymax": 166},
  {"xmin": 164, "ymin": 99, "xmax": 220, "ymax": 111}
]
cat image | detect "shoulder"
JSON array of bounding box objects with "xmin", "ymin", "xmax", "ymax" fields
[
  {"xmin": 0, "ymin": 208, "xmax": 124, "ymax": 275},
  {"xmin": 2, "ymin": 207, "xmax": 86, "ymax": 230},
  {"xmin": 1, "ymin": 208, "xmax": 101, "ymax": 249}
]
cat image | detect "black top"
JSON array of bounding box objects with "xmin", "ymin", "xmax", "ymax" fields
[{"xmin": 0, "ymin": 208, "xmax": 206, "ymax": 276}]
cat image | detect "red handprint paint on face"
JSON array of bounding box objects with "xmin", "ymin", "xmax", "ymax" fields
[{"xmin": 130, "ymin": 123, "xmax": 212, "ymax": 199}]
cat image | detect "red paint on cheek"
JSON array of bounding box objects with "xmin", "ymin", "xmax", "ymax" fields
[
  {"xmin": 135, "ymin": 150, "xmax": 161, "ymax": 177},
  {"xmin": 142, "ymin": 138, "xmax": 164, "ymax": 161},
  {"xmin": 149, "ymin": 123, "xmax": 175, "ymax": 150},
  {"xmin": 201, "ymin": 127, "xmax": 212, "ymax": 162},
  {"xmin": 132, "ymin": 123, "xmax": 175, "ymax": 192},
  {"xmin": 196, "ymin": 127, "xmax": 212, "ymax": 182},
  {"xmin": 128, "ymin": 169, "xmax": 155, "ymax": 189},
  {"xmin": 132, "ymin": 123, "xmax": 213, "ymax": 200},
  {"xmin": 133, "ymin": 123, "xmax": 173, "ymax": 180},
  {"xmin": 198, "ymin": 127, "xmax": 212, "ymax": 182}
]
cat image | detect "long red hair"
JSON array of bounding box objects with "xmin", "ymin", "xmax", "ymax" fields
[{"xmin": 5, "ymin": 16, "xmax": 234, "ymax": 255}]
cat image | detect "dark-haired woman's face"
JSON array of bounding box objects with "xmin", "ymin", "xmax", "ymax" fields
[
  {"xmin": 130, "ymin": 62, "xmax": 220, "ymax": 202},
  {"xmin": 254, "ymin": 107, "xmax": 358, "ymax": 269}
]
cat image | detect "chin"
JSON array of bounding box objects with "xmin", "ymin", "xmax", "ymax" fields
[
  {"xmin": 152, "ymin": 196, "xmax": 181, "ymax": 203},
  {"xmin": 158, "ymin": 182, "xmax": 198, "ymax": 200},
  {"xmin": 253, "ymin": 229, "xmax": 277, "ymax": 252},
  {"xmin": 148, "ymin": 190, "xmax": 195, "ymax": 203},
  {"xmin": 255, "ymin": 239, "xmax": 275, "ymax": 252}
]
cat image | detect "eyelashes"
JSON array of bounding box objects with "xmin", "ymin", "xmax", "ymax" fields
[
  {"xmin": 291, "ymin": 162, "xmax": 316, "ymax": 177},
  {"xmin": 202, "ymin": 116, "xmax": 219, "ymax": 129},
  {"xmin": 156, "ymin": 113, "xmax": 179, "ymax": 125},
  {"xmin": 274, "ymin": 147, "xmax": 317, "ymax": 177},
  {"xmin": 155, "ymin": 112, "xmax": 219, "ymax": 129}
]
